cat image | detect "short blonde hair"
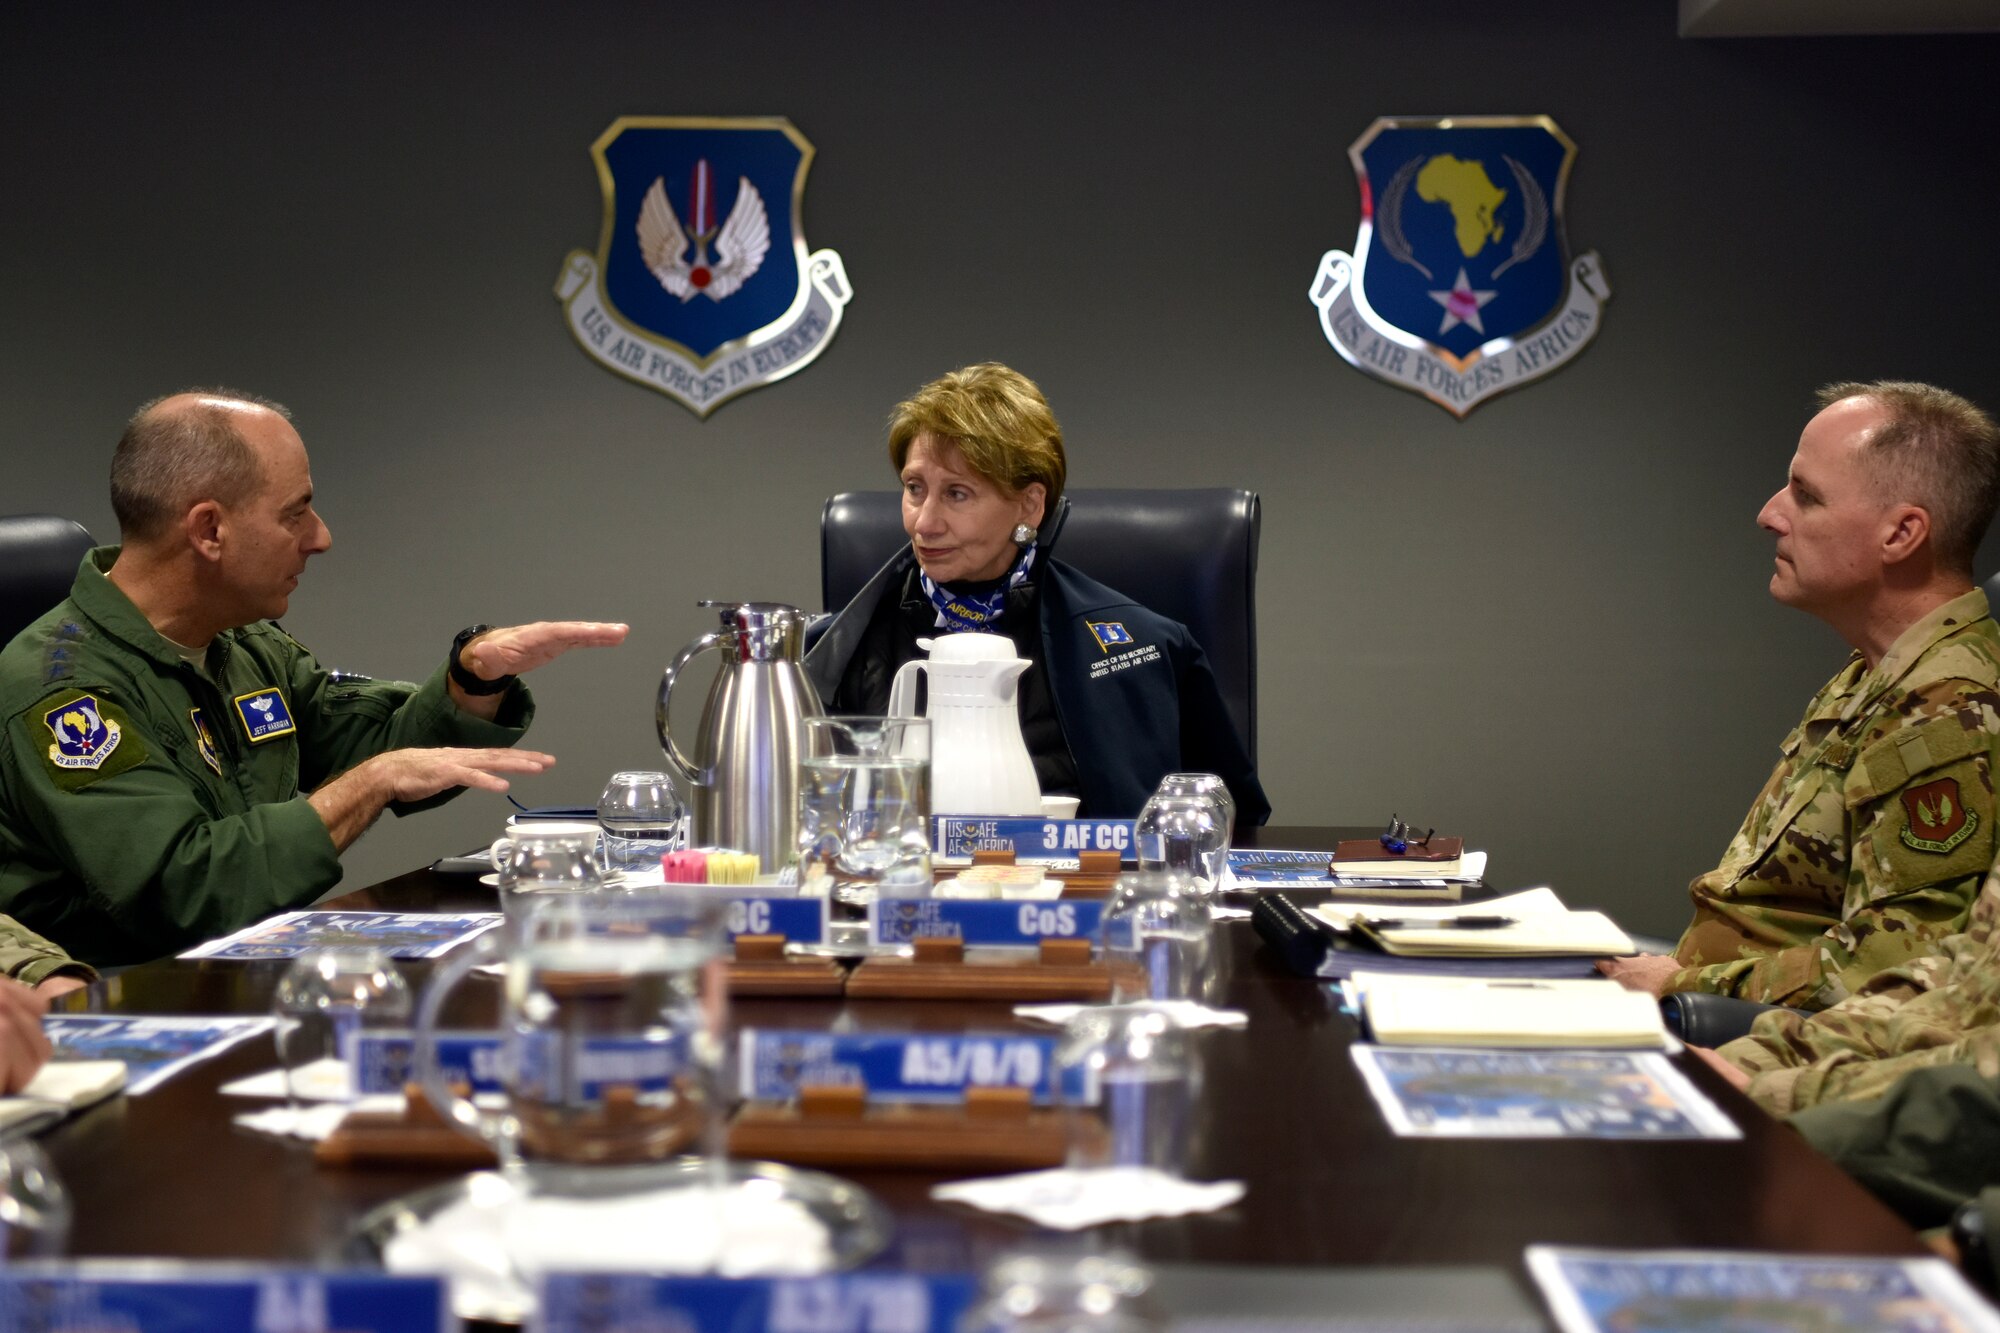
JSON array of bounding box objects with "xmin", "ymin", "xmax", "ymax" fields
[
  {"xmin": 887, "ymin": 363, "xmax": 1066, "ymax": 510},
  {"xmin": 1818, "ymin": 380, "xmax": 2000, "ymax": 577}
]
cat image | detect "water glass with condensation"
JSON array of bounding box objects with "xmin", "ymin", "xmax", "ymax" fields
[
  {"xmin": 598, "ymin": 770, "xmax": 686, "ymax": 876},
  {"xmin": 1132, "ymin": 794, "xmax": 1227, "ymax": 895},
  {"xmin": 798, "ymin": 716, "xmax": 933, "ymax": 912},
  {"xmin": 0, "ymin": 1140, "xmax": 70, "ymax": 1257},
  {"xmin": 1055, "ymin": 1005, "xmax": 1200, "ymax": 1177},
  {"xmin": 1100, "ymin": 871, "xmax": 1215, "ymax": 1004},
  {"xmin": 271, "ymin": 948, "xmax": 413, "ymax": 1115}
]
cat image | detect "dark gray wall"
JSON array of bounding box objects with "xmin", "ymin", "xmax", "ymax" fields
[{"xmin": 6, "ymin": 3, "xmax": 1997, "ymax": 935}]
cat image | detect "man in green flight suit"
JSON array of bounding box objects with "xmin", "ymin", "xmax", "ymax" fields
[
  {"xmin": 1602, "ymin": 381, "xmax": 2000, "ymax": 1010},
  {"xmin": 0, "ymin": 389, "xmax": 628, "ymax": 967}
]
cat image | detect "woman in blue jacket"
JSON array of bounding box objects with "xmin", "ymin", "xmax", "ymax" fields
[{"xmin": 804, "ymin": 363, "xmax": 1269, "ymax": 824}]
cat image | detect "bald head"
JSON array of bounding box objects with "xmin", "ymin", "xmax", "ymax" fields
[{"xmin": 109, "ymin": 389, "xmax": 294, "ymax": 544}]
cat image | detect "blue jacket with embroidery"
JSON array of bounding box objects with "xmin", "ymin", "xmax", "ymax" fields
[{"xmin": 806, "ymin": 547, "xmax": 1270, "ymax": 824}]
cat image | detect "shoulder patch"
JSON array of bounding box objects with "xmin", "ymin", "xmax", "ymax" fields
[
  {"xmin": 1901, "ymin": 777, "xmax": 1979, "ymax": 854},
  {"xmin": 33, "ymin": 691, "xmax": 149, "ymax": 791}
]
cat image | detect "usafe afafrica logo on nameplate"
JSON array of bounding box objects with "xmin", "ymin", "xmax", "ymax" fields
[
  {"xmin": 1308, "ymin": 117, "xmax": 1609, "ymax": 417},
  {"xmin": 554, "ymin": 116, "xmax": 852, "ymax": 418}
]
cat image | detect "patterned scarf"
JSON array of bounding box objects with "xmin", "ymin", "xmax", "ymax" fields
[{"xmin": 919, "ymin": 544, "xmax": 1037, "ymax": 632}]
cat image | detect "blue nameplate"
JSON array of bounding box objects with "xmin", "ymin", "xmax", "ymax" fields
[
  {"xmin": 353, "ymin": 1029, "xmax": 505, "ymax": 1095},
  {"xmin": 538, "ymin": 1273, "xmax": 978, "ymax": 1333},
  {"xmin": 739, "ymin": 1029, "xmax": 1088, "ymax": 1105},
  {"xmin": 869, "ymin": 898, "xmax": 1104, "ymax": 949},
  {"xmin": 933, "ymin": 816, "xmax": 1135, "ymax": 859},
  {"xmin": 0, "ymin": 1268, "xmax": 446, "ymax": 1331},
  {"xmin": 723, "ymin": 895, "xmax": 827, "ymax": 943}
]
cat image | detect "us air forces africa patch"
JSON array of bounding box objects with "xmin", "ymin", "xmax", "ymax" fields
[
  {"xmin": 1308, "ymin": 116, "xmax": 1610, "ymax": 417},
  {"xmin": 554, "ymin": 116, "xmax": 853, "ymax": 419},
  {"xmin": 232, "ymin": 688, "xmax": 296, "ymax": 744},
  {"xmin": 1902, "ymin": 777, "xmax": 1978, "ymax": 854},
  {"xmin": 36, "ymin": 692, "xmax": 146, "ymax": 790}
]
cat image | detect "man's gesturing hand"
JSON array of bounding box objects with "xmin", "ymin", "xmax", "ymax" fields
[
  {"xmin": 312, "ymin": 747, "xmax": 556, "ymax": 851},
  {"xmin": 459, "ymin": 622, "xmax": 630, "ymax": 682}
]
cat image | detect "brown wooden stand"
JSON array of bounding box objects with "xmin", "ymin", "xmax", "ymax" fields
[
  {"xmin": 724, "ymin": 933, "xmax": 846, "ymax": 996},
  {"xmin": 314, "ymin": 1083, "xmax": 499, "ymax": 1169},
  {"xmin": 727, "ymin": 1083, "xmax": 1097, "ymax": 1172},
  {"xmin": 844, "ymin": 936, "xmax": 1140, "ymax": 1001}
]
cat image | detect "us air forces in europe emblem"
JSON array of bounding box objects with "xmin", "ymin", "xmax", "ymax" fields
[
  {"xmin": 555, "ymin": 117, "xmax": 853, "ymax": 418},
  {"xmin": 1309, "ymin": 117, "xmax": 1609, "ymax": 418}
]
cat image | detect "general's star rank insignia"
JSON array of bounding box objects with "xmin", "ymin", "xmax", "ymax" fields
[
  {"xmin": 1901, "ymin": 777, "xmax": 1977, "ymax": 854},
  {"xmin": 554, "ymin": 116, "xmax": 853, "ymax": 418},
  {"xmin": 1309, "ymin": 116, "xmax": 1610, "ymax": 417}
]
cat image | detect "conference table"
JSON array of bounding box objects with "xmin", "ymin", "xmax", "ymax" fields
[{"xmin": 35, "ymin": 826, "xmax": 1927, "ymax": 1327}]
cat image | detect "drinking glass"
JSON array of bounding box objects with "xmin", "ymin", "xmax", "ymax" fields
[
  {"xmin": 961, "ymin": 1250, "xmax": 1164, "ymax": 1333},
  {"xmin": 1132, "ymin": 795, "xmax": 1227, "ymax": 895},
  {"xmin": 1055, "ymin": 1006, "xmax": 1201, "ymax": 1177},
  {"xmin": 1099, "ymin": 871, "xmax": 1215, "ymax": 1004},
  {"xmin": 271, "ymin": 948, "xmax": 412, "ymax": 1115},
  {"xmin": 417, "ymin": 890, "xmax": 727, "ymax": 1169},
  {"xmin": 1152, "ymin": 774, "xmax": 1235, "ymax": 848},
  {"xmin": 0, "ymin": 1140, "xmax": 70, "ymax": 1258},
  {"xmin": 798, "ymin": 717, "xmax": 933, "ymax": 913},
  {"xmin": 489, "ymin": 821, "xmax": 609, "ymax": 917},
  {"xmin": 598, "ymin": 771, "xmax": 686, "ymax": 876}
]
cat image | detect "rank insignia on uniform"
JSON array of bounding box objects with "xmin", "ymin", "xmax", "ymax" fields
[
  {"xmin": 1088, "ymin": 622, "xmax": 1135, "ymax": 652},
  {"xmin": 554, "ymin": 116, "xmax": 853, "ymax": 419},
  {"xmin": 232, "ymin": 689, "xmax": 296, "ymax": 744},
  {"xmin": 43, "ymin": 694, "xmax": 121, "ymax": 770},
  {"xmin": 1308, "ymin": 116, "xmax": 1610, "ymax": 418},
  {"xmin": 1901, "ymin": 777, "xmax": 1977, "ymax": 854},
  {"xmin": 189, "ymin": 708, "xmax": 221, "ymax": 775}
]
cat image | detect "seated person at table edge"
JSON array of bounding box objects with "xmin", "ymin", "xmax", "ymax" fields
[
  {"xmin": 805, "ymin": 363, "xmax": 1269, "ymax": 824},
  {"xmin": 1602, "ymin": 381, "xmax": 2000, "ymax": 1010},
  {"xmin": 0, "ymin": 389, "xmax": 627, "ymax": 968}
]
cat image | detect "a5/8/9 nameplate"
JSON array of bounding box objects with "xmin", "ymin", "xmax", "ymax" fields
[
  {"xmin": 739, "ymin": 1030, "xmax": 1086, "ymax": 1105},
  {"xmin": 0, "ymin": 1268, "xmax": 446, "ymax": 1332},
  {"xmin": 538, "ymin": 1273, "xmax": 979, "ymax": 1333},
  {"xmin": 722, "ymin": 895, "xmax": 827, "ymax": 943},
  {"xmin": 869, "ymin": 898, "xmax": 1104, "ymax": 949},
  {"xmin": 933, "ymin": 817, "xmax": 1135, "ymax": 859}
]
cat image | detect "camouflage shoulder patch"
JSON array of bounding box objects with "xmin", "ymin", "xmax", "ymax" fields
[
  {"xmin": 27, "ymin": 690, "xmax": 149, "ymax": 792},
  {"xmin": 1901, "ymin": 776, "xmax": 1978, "ymax": 854}
]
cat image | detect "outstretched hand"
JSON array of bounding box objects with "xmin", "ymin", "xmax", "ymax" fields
[
  {"xmin": 460, "ymin": 622, "xmax": 630, "ymax": 682},
  {"xmin": 366, "ymin": 746, "xmax": 557, "ymax": 803}
]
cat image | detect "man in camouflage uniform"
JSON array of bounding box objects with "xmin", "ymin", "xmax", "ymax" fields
[
  {"xmin": 0, "ymin": 390, "xmax": 628, "ymax": 967},
  {"xmin": 1603, "ymin": 382, "xmax": 2000, "ymax": 1010}
]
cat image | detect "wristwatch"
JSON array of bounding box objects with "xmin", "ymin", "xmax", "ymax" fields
[{"xmin": 449, "ymin": 624, "xmax": 514, "ymax": 696}]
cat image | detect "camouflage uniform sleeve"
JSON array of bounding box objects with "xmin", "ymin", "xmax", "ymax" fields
[
  {"xmin": 0, "ymin": 914, "xmax": 95, "ymax": 987},
  {"xmin": 1673, "ymin": 700, "xmax": 1999, "ymax": 1007}
]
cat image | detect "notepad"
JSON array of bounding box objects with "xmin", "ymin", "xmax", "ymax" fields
[
  {"xmin": 0, "ymin": 1060, "xmax": 127, "ymax": 1134},
  {"xmin": 1354, "ymin": 974, "xmax": 1667, "ymax": 1048},
  {"xmin": 1357, "ymin": 910, "xmax": 1634, "ymax": 958}
]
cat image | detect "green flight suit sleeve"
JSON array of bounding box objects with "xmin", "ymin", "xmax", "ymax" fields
[
  {"xmin": 1, "ymin": 685, "xmax": 347, "ymax": 957},
  {"xmin": 0, "ymin": 914, "xmax": 95, "ymax": 987},
  {"xmin": 1788, "ymin": 1062, "xmax": 2000, "ymax": 1229}
]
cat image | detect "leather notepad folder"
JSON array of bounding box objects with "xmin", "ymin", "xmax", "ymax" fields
[{"xmin": 1330, "ymin": 837, "xmax": 1465, "ymax": 878}]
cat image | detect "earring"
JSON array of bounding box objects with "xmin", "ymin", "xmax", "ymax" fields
[{"xmin": 1012, "ymin": 523, "xmax": 1036, "ymax": 545}]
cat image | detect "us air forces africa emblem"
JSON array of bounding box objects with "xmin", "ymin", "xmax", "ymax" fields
[
  {"xmin": 43, "ymin": 694, "xmax": 120, "ymax": 770},
  {"xmin": 1309, "ymin": 117, "xmax": 1610, "ymax": 417},
  {"xmin": 555, "ymin": 116, "xmax": 853, "ymax": 418}
]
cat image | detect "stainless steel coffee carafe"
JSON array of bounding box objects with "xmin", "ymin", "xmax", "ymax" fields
[{"xmin": 656, "ymin": 601, "xmax": 824, "ymax": 873}]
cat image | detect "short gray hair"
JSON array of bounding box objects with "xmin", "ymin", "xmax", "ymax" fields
[
  {"xmin": 1818, "ymin": 380, "xmax": 2000, "ymax": 578},
  {"xmin": 109, "ymin": 388, "xmax": 293, "ymax": 542}
]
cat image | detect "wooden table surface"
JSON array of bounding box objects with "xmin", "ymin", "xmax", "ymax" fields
[{"xmin": 36, "ymin": 826, "xmax": 1924, "ymax": 1303}]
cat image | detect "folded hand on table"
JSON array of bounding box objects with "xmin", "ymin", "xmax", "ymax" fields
[{"xmin": 1598, "ymin": 952, "xmax": 1683, "ymax": 997}]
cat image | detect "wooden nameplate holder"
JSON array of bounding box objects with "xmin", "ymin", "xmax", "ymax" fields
[
  {"xmin": 727, "ymin": 1083, "xmax": 1099, "ymax": 1172},
  {"xmin": 314, "ymin": 1083, "xmax": 498, "ymax": 1169},
  {"xmin": 725, "ymin": 934, "xmax": 846, "ymax": 997},
  {"xmin": 844, "ymin": 936, "xmax": 1140, "ymax": 1001}
]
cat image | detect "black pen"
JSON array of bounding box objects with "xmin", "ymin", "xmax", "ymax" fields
[{"xmin": 1358, "ymin": 915, "xmax": 1517, "ymax": 930}]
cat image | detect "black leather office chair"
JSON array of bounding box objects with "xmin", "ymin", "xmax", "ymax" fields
[
  {"xmin": 820, "ymin": 488, "xmax": 1261, "ymax": 760},
  {"xmin": 0, "ymin": 514, "xmax": 95, "ymax": 648},
  {"xmin": 1983, "ymin": 569, "xmax": 2000, "ymax": 614}
]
